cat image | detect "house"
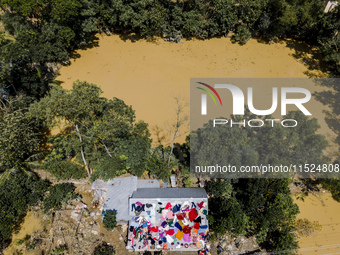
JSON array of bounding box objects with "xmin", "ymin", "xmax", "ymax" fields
[
  {"xmin": 127, "ymin": 187, "xmax": 209, "ymax": 252},
  {"xmin": 91, "ymin": 176, "xmax": 160, "ymax": 224},
  {"xmin": 92, "ymin": 177, "xmax": 210, "ymax": 252}
]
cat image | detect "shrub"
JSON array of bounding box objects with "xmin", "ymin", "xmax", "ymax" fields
[
  {"xmin": 50, "ymin": 244, "xmax": 68, "ymax": 255},
  {"xmin": 102, "ymin": 211, "xmax": 117, "ymax": 231},
  {"xmin": 43, "ymin": 183, "xmax": 80, "ymax": 213},
  {"xmin": 45, "ymin": 161, "xmax": 87, "ymax": 180},
  {"xmin": 93, "ymin": 242, "xmax": 115, "ymax": 255},
  {"xmin": 234, "ymin": 26, "xmax": 252, "ymax": 45}
]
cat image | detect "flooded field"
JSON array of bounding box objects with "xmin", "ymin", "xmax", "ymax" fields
[
  {"xmin": 58, "ymin": 34, "xmax": 336, "ymax": 149},
  {"xmin": 294, "ymin": 193, "xmax": 340, "ymax": 254}
]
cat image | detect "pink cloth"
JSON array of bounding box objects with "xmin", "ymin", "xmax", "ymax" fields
[
  {"xmin": 183, "ymin": 233, "xmax": 191, "ymax": 242},
  {"xmin": 167, "ymin": 211, "xmax": 174, "ymax": 219}
]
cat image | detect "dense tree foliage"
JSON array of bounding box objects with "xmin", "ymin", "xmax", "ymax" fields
[
  {"xmin": 206, "ymin": 178, "xmax": 299, "ymax": 252},
  {"xmin": 191, "ymin": 111, "xmax": 329, "ymax": 178},
  {"xmin": 49, "ymin": 244, "xmax": 68, "ymax": 255},
  {"xmin": 0, "ymin": 173, "xmax": 49, "ymax": 250},
  {"xmin": 30, "ymin": 81, "xmax": 151, "ymax": 179},
  {"xmin": 0, "ymin": 97, "xmax": 47, "ymax": 184},
  {"xmin": 190, "ymin": 111, "xmax": 329, "ymax": 251},
  {"xmin": 1, "ymin": 0, "xmax": 339, "ymax": 74},
  {"xmin": 0, "ymin": 109, "xmax": 41, "ymax": 169},
  {"xmin": 319, "ymin": 178, "xmax": 340, "ymax": 201},
  {"xmin": 102, "ymin": 211, "xmax": 117, "ymax": 231},
  {"xmin": 147, "ymin": 145, "xmax": 178, "ymax": 182},
  {"xmin": 93, "ymin": 242, "xmax": 115, "ymax": 255},
  {"xmin": 43, "ymin": 183, "xmax": 80, "ymax": 213},
  {"xmin": 45, "ymin": 160, "xmax": 87, "ymax": 180}
]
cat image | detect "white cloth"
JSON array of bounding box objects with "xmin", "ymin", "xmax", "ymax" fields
[{"xmin": 166, "ymin": 235, "xmax": 174, "ymax": 244}]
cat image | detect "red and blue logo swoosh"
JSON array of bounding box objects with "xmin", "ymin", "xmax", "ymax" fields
[{"xmin": 196, "ymin": 82, "xmax": 223, "ymax": 106}]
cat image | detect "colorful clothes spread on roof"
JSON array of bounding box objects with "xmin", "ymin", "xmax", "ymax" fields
[{"xmin": 127, "ymin": 200, "xmax": 209, "ymax": 251}]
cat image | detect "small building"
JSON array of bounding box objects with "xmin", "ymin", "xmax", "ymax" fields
[
  {"xmin": 127, "ymin": 188, "xmax": 209, "ymax": 252},
  {"xmin": 91, "ymin": 176, "xmax": 160, "ymax": 224}
]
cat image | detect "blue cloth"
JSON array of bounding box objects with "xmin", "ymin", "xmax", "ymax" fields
[
  {"xmin": 198, "ymin": 228, "xmax": 206, "ymax": 234},
  {"xmin": 175, "ymin": 222, "xmax": 183, "ymax": 231},
  {"xmin": 172, "ymin": 204, "xmax": 181, "ymax": 213}
]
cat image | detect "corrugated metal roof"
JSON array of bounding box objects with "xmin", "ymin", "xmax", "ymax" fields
[
  {"xmin": 131, "ymin": 188, "xmax": 208, "ymax": 199},
  {"xmin": 103, "ymin": 176, "xmax": 137, "ymax": 222},
  {"xmin": 137, "ymin": 179, "xmax": 160, "ymax": 188}
]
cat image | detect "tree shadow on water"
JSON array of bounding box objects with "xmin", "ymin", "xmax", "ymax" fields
[
  {"xmin": 67, "ymin": 34, "xmax": 100, "ymax": 63},
  {"xmin": 313, "ymin": 79, "xmax": 340, "ymax": 154},
  {"xmin": 118, "ymin": 31, "xmax": 145, "ymax": 43},
  {"xmin": 285, "ymin": 39, "xmax": 329, "ymax": 78}
]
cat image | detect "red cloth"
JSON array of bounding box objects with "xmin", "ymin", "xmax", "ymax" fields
[
  {"xmin": 165, "ymin": 229, "xmax": 175, "ymax": 235},
  {"xmin": 189, "ymin": 208, "xmax": 198, "ymax": 221},
  {"xmin": 194, "ymin": 222, "xmax": 200, "ymax": 230},
  {"xmin": 149, "ymin": 226, "xmax": 159, "ymax": 232},
  {"xmin": 183, "ymin": 225, "xmax": 192, "ymax": 234},
  {"xmin": 165, "ymin": 202, "xmax": 172, "ymax": 210},
  {"xmin": 176, "ymin": 213, "xmax": 186, "ymax": 220},
  {"xmin": 197, "ymin": 201, "xmax": 204, "ymax": 209}
]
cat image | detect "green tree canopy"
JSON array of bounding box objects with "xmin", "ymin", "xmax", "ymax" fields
[
  {"xmin": 0, "ymin": 173, "xmax": 49, "ymax": 250},
  {"xmin": 102, "ymin": 210, "xmax": 117, "ymax": 231},
  {"xmin": 43, "ymin": 183, "xmax": 79, "ymax": 212},
  {"xmin": 191, "ymin": 111, "xmax": 328, "ymax": 178},
  {"xmin": 30, "ymin": 81, "xmax": 151, "ymax": 179}
]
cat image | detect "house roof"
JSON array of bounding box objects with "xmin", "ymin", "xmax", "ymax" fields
[
  {"xmin": 97, "ymin": 177, "xmax": 161, "ymax": 223},
  {"xmin": 102, "ymin": 176, "xmax": 138, "ymax": 222},
  {"xmin": 137, "ymin": 179, "xmax": 161, "ymax": 189},
  {"xmin": 131, "ymin": 188, "xmax": 208, "ymax": 199}
]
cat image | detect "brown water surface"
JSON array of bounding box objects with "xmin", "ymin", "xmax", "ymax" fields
[
  {"xmin": 294, "ymin": 193, "xmax": 340, "ymax": 254},
  {"xmin": 58, "ymin": 35, "xmax": 334, "ymax": 149}
]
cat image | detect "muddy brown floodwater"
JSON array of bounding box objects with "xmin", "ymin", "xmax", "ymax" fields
[
  {"xmin": 58, "ymin": 34, "xmax": 336, "ymax": 149},
  {"xmin": 294, "ymin": 193, "xmax": 340, "ymax": 254}
]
